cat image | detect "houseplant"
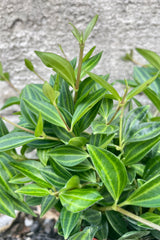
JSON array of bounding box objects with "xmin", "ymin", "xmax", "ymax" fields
[{"xmin": 0, "ymin": 15, "xmax": 160, "ymax": 240}]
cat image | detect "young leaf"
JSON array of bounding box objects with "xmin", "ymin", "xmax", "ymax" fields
[
  {"xmin": 34, "ymin": 112, "xmax": 43, "ymax": 137},
  {"xmin": 122, "ymin": 174, "xmax": 160, "ymax": 207},
  {"xmin": 59, "ymin": 188, "xmax": 103, "ymax": 212},
  {"xmin": 136, "ymin": 48, "xmax": 160, "ymax": 70},
  {"xmin": 87, "ymin": 72, "xmax": 121, "ymax": 100},
  {"xmin": 15, "ymin": 183, "xmax": 50, "ymax": 197},
  {"xmin": 24, "ymin": 59, "xmax": 34, "ymax": 71},
  {"xmin": 0, "ymin": 61, "xmax": 3, "ymax": 75},
  {"xmin": 0, "ymin": 132, "xmax": 37, "ymax": 152},
  {"xmin": 69, "ymin": 23, "xmax": 81, "ymax": 42},
  {"xmin": 71, "ymin": 88, "xmax": 106, "ymax": 129},
  {"xmin": 62, "ymin": 176, "xmax": 80, "ymax": 191},
  {"xmin": 60, "ymin": 207, "xmax": 81, "ymax": 239},
  {"xmin": 83, "ymin": 46, "xmax": 96, "ymax": 62},
  {"xmin": 42, "ymin": 81, "xmax": 60, "ymax": 104},
  {"xmin": 48, "ymin": 145, "xmax": 88, "ymax": 167},
  {"xmin": 35, "ymin": 51, "xmax": 76, "ymax": 88},
  {"xmin": 84, "ymin": 15, "xmax": 98, "ymax": 42},
  {"xmin": 87, "ymin": 145, "xmax": 128, "ymax": 202}
]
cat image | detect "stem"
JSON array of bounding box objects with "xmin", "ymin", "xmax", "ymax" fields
[
  {"xmin": 54, "ymin": 105, "xmax": 70, "ymax": 132},
  {"xmin": 115, "ymin": 206, "xmax": 160, "ymax": 232},
  {"xmin": 119, "ymin": 105, "xmax": 124, "ymax": 150},
  {"xmin": 33, "ymin": 70, "xmax": 46, "ymax": 82},
  {"xmin": 74, "ymin": 43, "xmax": 84, "ymax": 103},
  {"xmin": 0, "ymin": 115, "xmax": 60, "ymax": 141},
  {"xmin": 2, "ymin": 75, "xmax": 20, "ymax": 94}
]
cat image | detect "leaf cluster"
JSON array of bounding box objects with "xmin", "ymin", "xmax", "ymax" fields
[{"xmin": 0, "ymin": 16, "xmax": 160, "ymax": 240}]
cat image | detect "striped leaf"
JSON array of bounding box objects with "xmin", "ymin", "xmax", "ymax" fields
[
  {"xmin": 34, "ymin": 112, "xmax": 43, "ymax": 137},
  {"xmin": 68, "ymin": 137, "xmax": 87, "ymax": 148},
  {"xmin": 69, "ymin": 226, "xmax": 98, "ymax": 240},
  {"xmin": 35, "ymin": 51, "xmax": 76, "ymax": 88},
  {"xmin": 60, "ymin": 207, "xmax": 81, "ymax": 239},
  {"xmin": 122, "ymin": 174, "xmax": 160, "ymax": 207},
  {"xmin": 99, "ymin": 98, "xmax": 113, "ymax": 120},
  {"xmin": 122, "ymin": 106, "xmax": 149, "ymax": 142},
  {"xmin": 15, "ymin": 183, "xmax": 50, "ymax": 197},
  {"xmin": 40, "ymin": 167, "xmax": 67, "ymax": 189},
  {"xmin": 0, "ymin": 118, "xmax": 9, "ymax": 136},
  {"xmin": 59, "ymin": 80, "xmax": 74, "ymax": 114},
  {"xmin": 26, "ymin": 196, "xmax": 42, "ymax": 206},
  {"xmin": 136, "ymin": 48, "xmax": 160, "ymax": 70},
  {"xmin": 0, "ymin": 188, "xmax": 16, "ymax": 217},
  {"xmin": 126, "ymin": 72, "xmax": 159, "ymax": 101},
  {"xmin": 10, "ymin": 160, "xmax": 52, "ymax": 188},
  {"xmin": 83, "ymin": 46, "xmax": 96, "ymax": 62},
  {"xmin": 1, "ymin": 96, "xmax": 20, "ymax": 110},
  {"xmin": 87, "ymin": 145, "xmax": 127, "ymax": 202},
  {"xmin": 95, "ymin": 215, "xmax": 108, "ymax": 240},
  {"xmin": 143, "ymin": 156, "xmax": 160, "ymax": 180},
  {"xmin": 37, "ymin": 149, "xmax": 50, "ymax": 166},
  {"xmin": 105, "ymin": 211, "xmax": 128, "ymax": 236},
  {"xmin": 66, "ymin": 160, "xmax": 93, "ymax": 172},
  {"xmin": 78, "ymin": 52, "xmax": 102, "ymax": 79},
  {"xmin": 71, "ymin": 88, "xmax": 106, "ymax": 129},
  {"xmin": 20, "ymin": 100, "xmax": 37, "ymax": 126},
  {"xmin": 48, "ymin": 145, "xmax": 88, "ymax": 167},
  {"xmin": 138, "ymin": 212, "xmax": 160, "ymax": 229},
  {"xmin": 82, "ymin": 208, "xmax": 101, "ymax": 225},
  {"xmin": 59, "ymin": 188, "xmax": 103, "ymax": 212},
  {"xmin": 123, "ymin": 135, "xmax": 160, "ymax": 165},
  {"xmin": 9, "ymin": 173, "xmax": 31, "ymax": 184},
  {"xmin": 40, "ymin": 195, "xmax": 57, "ymax": 217},
  {"xmin": 84, "ymin": 15, "xmax": 98, "ymax": 41},
  {"xmin": 87, "ymin": 72, "xmax": 121, "ymax": 100},
  {"xmin": 0, "ymin": 132, "xmax": 37, "ymax": 152},
  {"xmin": 91, "ymin": 119, "xmax": 118, "ymax": 135},
  {"xmin": 49, "ymin": 158, "xmax": 72, "ymax": 179},
  {"xmin": 118, "ymin": 231, "xmax": 150, "ymax": 240},
  {"xmin": 22, "ymin": 98, "xmax": 67, "ymax": 129}
]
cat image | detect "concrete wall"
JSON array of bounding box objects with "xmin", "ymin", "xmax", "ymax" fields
[{"xmin": 1, "ymin": 0, "xmax": 160, "ymax": 110}]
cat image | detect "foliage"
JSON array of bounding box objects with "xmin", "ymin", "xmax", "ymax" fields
[{"xmin": 1, "ymin": 15, "xmax": 160, "ymax": 240}]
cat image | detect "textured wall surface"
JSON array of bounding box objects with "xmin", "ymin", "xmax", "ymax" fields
[{"xmin": 0, "ymin": 0, "xmax": 160, "ymax": 111}]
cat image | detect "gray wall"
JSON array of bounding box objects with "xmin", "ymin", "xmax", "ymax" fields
[{"xmin": 1, "ymin": 0, "xmax": 160, "ymax": 110}]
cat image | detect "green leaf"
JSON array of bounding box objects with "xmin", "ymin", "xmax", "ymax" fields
[
  {"xmin": 49, "ymin": 158, "xmax": 72, "ymax": 179},
  {"xmin": 136, "ymin": 48, "xmax": 160, "ymax": 70},
  {"xmin": 48, "ymin": 145, "xmax": 88, "ymax": 167},
  {"xmin": 22, "ymin": 98, "xmax": 67, "ymax": 129},
  {"xmin": 91, "ymin": 119, "xmax": 118, "ymax": 135},
  {"xmin": 122, "ymin": 174, "xmax": 160, "ymax": 207},
  {"xmin": 143, "ymin": 156, "xmax": 160, "ymax": 180},
  {"xmin": 37, "ymin": 149, "xmax": 50, "ymax": 166},
  {"xmin": 105, "ymin": 211, "xmax": 128, "ymax": 236},
  {"xmin": 59, "ymin": 80, "xmax": 74, "ymax": 115},
  {"xmin": 82, "ymin": 208, "xmax": 101, "ymax": 225},
  {"xmin": 87, "ymin": 145, "xmax": 128, "ymax": 202},
  {"xmin": 42, "ymin": 81, "xmax": 60, "ymax": 104},
  {"xmin": 0, "ymin": 118, "xmax": 9, "ymax": 137},
  {"xmin": 0, "ymin": 189, "xmax": 16, "ymax": 217},
  {"xmin": 40, "ymin": 195, "xmax": 57, "ymax": 217},
  {"xmin": 0, "ymin": 132, "xmax": 37, "ymax": 152},
  {"xmin": 138, "ymin": 212, "xmax": 160, "ymax": 229},
  {"xmin": 62, "ymin": 176, "xmax": 80, "ymax": 191},
  {"xmin": 16, "ymin": 183, "xmax": 50, "ymax": 197},
  {"xmin": 40, "ymin": 166, "xmax": 67, "ymax": 189},
  {"xmin": 68, "ymin": 137, "xmax": 87, "ymax": 148},
  {"xmin": 83, "ymin": 46, "xmax": 96, "ymax": 62},
  {"xmin": 10, "ymin": 160, "xmax": 52, "ymax": 188},
  {"xmin": 71, "ymin": 88, "xmax": 106, "ymax": 129},
  {"xmin": 24, "ymin": 58, "xmax": 34, "ymax": 71},
  {"xmin": 66, "ymin": 160, "xmax": 93, "ymax": 172},
  {"xmin": 34, "ymin": 112, "xmax": 43, "ymax": 137},
  {"xmin": 118, "ymin": 230, "xmax": 150, "ymax": 240},
  {"xmin": 84, "ymin": 15, "xmax": 98, "ymax": 42},
  {"xmin": 35, "ymin": 51, "xmax": 76, "ymax": 88},
  {"xmin": 0, "ymin": 61, "xmax": 3, "ymax": 75},
  {"xmin": 59, "ymin": 188, "xmax": 103, "ymax": 212},
  {"xmin": 87, "ymin": 72, "xmax": 121, "ymax": 100},
  {"xmin": 69, "ymin": 226, "xmax": 98, "ymax": 240},
  {"xmin": 77, "ymin": 52, "xmax": 102, "ymax": 79},
  {"xmin": 69, "ymin": 23, "xmax": 81, "ymax": 42},
  {"xmin": 95, "ymin": 215, "xmax": 108, "ymax": 240},
  {"xmin": 123, "ymin": 135, "xmax": 160, "ymax": 165},
  {"xmin": 126, "ymin": 72, "xmax": 159, "ymax": 101},
  {"xmin": 60, "ymin": 207, "xmax": 81, "ymax": 239},
  {"xmin": 1, "ymin": 96, "xmax": 20, "ymax": 110},
  {"xmin": 9, "ymin": 173, "xmax": 31, "ymax": 184},
  {"xmin": 11, "ymin": 196, "xmax": 37, "ymax": 216}
]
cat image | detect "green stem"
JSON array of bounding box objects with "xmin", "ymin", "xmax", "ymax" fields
[
  {"xmin": 2, "ymin": 75, "xmax": 20, "ymax": 94},
  {"xmin": 54, "ymin": 105, "xmax": 71, "ymax": 132},
  {"xmin": 74, "ymin": 43, "xmax": 84, "ymax": 103},
  {"xmin": 115, "ymin": 206, "xmax": 160, "ymax": 232},
  {"xmin": 33, "ymin": 70, "xmax": 46, "ymax": 82},
  {"xmin": 0, "ymin": 115, "xmax": 60, "ymax": 141}
]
